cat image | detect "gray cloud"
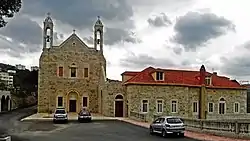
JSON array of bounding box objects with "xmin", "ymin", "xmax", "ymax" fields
[
  {"xmin": 104, "ymin": 27, "xmax": 141, "ymax": 45},
  {"xmin": 84, "ymin": 27, "xmax": 141, "ymax": 46},
  {"xmin": 147, "ymin": 13, "xmax": 172, "ymax": 27},
  {"xmin": 21, "ymin": 0, "xmax": 140, "ymax": 46},
  {"xmin": 120, "ymin": 52, "xmax": 176, "ymax": 69},
  {"xmin": 0, "ymin": 36, "xmax": 27, "ymax": 58},
  {"xmin": 172, "ymin": 12, "xmax": 235, "ymax": 51},
  {"xmin": 220, "ymin": 42, "xmax": 250, "ymax": 77},
  {"xmin": 220, "ymin": 56, "xmax": 250, "ymax": 77},
  {"xmin": 21, "ymin": 0, "xmax": 133, "ymax": 29},
  {"xmin": 0, "ymin": 15, "xmax": 63, "ymax": 55},
  {"xmin": 0, "ymin": 15, "xmax": 42, "ymax": 45},
  {"xmin": 83, "ymin": 37, "xmax": 94, "ymax": 45},
  {"xmin": 172, "ymin": 46, "xmax": 183, "ymax": 55}
]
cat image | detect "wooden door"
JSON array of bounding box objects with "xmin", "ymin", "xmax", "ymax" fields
[
  {"xmin": 69, "ymin": 100, "xmax": 76, "ymax": 112},
  {"xmin": 115, "ymin": 101, "xmax": 123, "ymax": 117}
]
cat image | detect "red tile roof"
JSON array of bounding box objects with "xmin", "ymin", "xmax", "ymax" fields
[
  {"xmin": 121, "ymin": 71, "xmax": 139, "ymax": 76},
  {"xmin": 122, "ymin": 66, "xmax": 246, "ymax": 89}
]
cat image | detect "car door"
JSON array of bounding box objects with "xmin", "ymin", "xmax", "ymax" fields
[
  {"xmin": 151, "ymin": 118, "xmax": 160, "ymax": 131},
  {"xmin": 153, "ymin": 118, "xmax": 162, "ymax": 132},
  {"xmin": 158, "ymin": 118, "xmax": 166, "ymax": 131}
]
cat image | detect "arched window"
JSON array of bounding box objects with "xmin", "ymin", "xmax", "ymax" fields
[
  {"xmin": 70, "ymin": 63, "xmax": 77, "ymax": 77},
  {"xmin": 219, "ymin": 98, "xmax": 226, "ymax": 114},
  {"xmin": 115, "ymin": 94, "xmax": 123, "ymax": 100}
]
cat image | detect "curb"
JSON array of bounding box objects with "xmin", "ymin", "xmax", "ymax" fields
[
  {"xmin": 20, "ymin": 118, "xmax": 118, "ymax": 122},
  {"xmin": 117, "ymin": 119, "xmax": 149, "ymax": 129}
]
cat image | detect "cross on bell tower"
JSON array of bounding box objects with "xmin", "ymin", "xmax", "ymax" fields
[{"xmin": 43, "ymin": 12, "xmax": 54, "ymax": 50}]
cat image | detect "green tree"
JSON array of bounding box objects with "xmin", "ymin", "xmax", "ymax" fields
[{"xmin": 0, "ymin": 0, "xmax": 22, "ymax": 28}]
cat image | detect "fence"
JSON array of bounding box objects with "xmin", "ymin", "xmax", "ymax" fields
[
  {"xmin": 183, "ymin": 118, "xmax": 250, "ymax": 139},
  {"xmin": 129, "ymin": 111, "xmax": 250, "ymax": 139}
]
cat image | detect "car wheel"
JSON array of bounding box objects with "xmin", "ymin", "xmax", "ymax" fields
[
  {"xmin": 161, "ymin": 130, "xmax": 167, "ymax": 138},
  {"xmin": 149, "ymin": 126, "xmax": 154, "ymax": 135},
  {"xmin": 179, "ymin": 133, "xmax": 184, "ymax": 137}
]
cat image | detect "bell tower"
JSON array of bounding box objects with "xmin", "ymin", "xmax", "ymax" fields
[
  {"xmin": 43, "ymin": 12, "xmax": 54, "ymax": 50},
  {"xmin": 94, "ymin": 16, "xmax": 104, "ymax": 53}
]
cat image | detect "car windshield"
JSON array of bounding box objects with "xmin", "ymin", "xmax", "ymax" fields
[
  {"xmin": 80, "ymin": 110, "xmax": 89, "ymax": 114},
  {"xmin": 166, "ymin": 118, "xmax": 182, "ymax": 124},
  {"xmin": 55, "ymin": 109, "xmax": 65, "ymax": 114}
]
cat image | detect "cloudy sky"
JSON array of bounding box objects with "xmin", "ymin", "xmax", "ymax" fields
[{"xmin": 1, "ymin": 0, "xmax": 250, "ymax": 83}]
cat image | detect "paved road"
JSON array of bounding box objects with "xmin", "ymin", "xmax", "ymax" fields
[{"xmin": 0, "ymin": 107, "xmax": 200, "ymax": 141}]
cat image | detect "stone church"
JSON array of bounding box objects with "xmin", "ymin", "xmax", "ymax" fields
[{"xmin": 38, "ymin": 14, "xmax": 247, "ymax": 121}]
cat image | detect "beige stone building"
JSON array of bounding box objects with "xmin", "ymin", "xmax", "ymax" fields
[
  {"xmin": 123, "ymin": 66, "xmax": 248, "ymax": 121},
  {"xmin": 38, "ymin": 14, "xmax": 107, "ymax": 114},
  {"xmin": 38, "ymin": 14, "xmax": 248, "ymax": 121}
]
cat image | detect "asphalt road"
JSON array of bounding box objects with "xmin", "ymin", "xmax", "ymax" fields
[{"xmin": 0, "ymin": 107, "xmax": 200, "ymax": 141}]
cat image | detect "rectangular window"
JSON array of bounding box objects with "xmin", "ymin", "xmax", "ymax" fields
[
  {"xmin": 205, "ymin": 77, "xmax": 211, "ymax": 85},
  {"xmin": 58, "ymin": 67, "xmax": 63, "ymax": 77},
  {"xmin": 234, "ymin": 103, "xmax": 239, "ymax": 113},
  {"xmin": 208, "ymin": 103, "xmax": 214, "ymax": 113},
  {"xmin": 156, "ymin": 72, "xmax": 164, "ymax": 80},
  {"xmin": 219, "ymin": 102, "xmax": 225, "ymax": 114},
  {"xmin": 71, "ymin": 67, "xmax": 77, "ymax": 77},
  {"xmin": 84, "ymin": 68, "xmax": 89, "ymax": 78},
  {"xmin": 156, "ymin": 100, "xmax": 163, "ymax": 113},
  {"xmin": 83, "ymin": 97, "xmax": 88, "ymax": 107},
  {"xmin": 193, "ymin": 102, "xmax": 198, "ymax": 113},
  {"xmin": 57, "ymin": 97, "xmax": 63, "ymax": 107},
  {"xmin": 141, "ymin": 100, "xmax": 148, "ymax": 113},
  {"xmin": 171, "ymin": 100, "xmax": 177, "ymax": 113}
]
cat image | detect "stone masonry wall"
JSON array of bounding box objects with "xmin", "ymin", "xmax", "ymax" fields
[
  {"xmin": 38, "ymin": 34, "xmax": 106, "ymax": 113},
  {"xmin": 206, "ymin": 88, "xmax": 247, "ymax": 119},
  {"xmin": 126, "ymin": 84, "xmax": 248, "ymax": 122},
  {"xmin": 101, "ymin": 79, "xmax": 125, "ymax": 117}
]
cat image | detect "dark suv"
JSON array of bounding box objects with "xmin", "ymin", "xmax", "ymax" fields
[{"xmin": 78, "ymin": 108, "xmax": 92, "ymax": 122}]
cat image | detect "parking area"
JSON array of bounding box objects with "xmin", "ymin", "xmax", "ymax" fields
[{"xmin": 13, "ymin": 120, "xmax": 199, "ymax": 141}]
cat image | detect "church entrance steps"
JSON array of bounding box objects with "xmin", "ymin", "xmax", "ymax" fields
[{"xmin": 20, "ymin": 113, "xmax": 120, "ymax": 122}]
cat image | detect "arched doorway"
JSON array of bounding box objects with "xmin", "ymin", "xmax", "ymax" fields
[
  {"xmin": 68, "ymin": 91, "xmax": 78, "ymax": 112},
  {"xmin": 115, "ymin": 94, "xmax": 124, "ymax": 117},
  {"xmin": 6, "ymin": 96, "xmax": 10, "ymax": 111},
  {"xmin": 1, "ymin": 95, "xmax": 5, "ymax": 112}
]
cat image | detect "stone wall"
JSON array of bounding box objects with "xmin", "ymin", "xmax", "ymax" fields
[
  {"xmin": 206, "ymin": 88, "xmax": 247, "ymax": 119},
  {"xmin": 101, "ymin": 79, "xmax": 125, "ymax": 117},
  {"xmin": 126, "ymin": 84, "xmax": 247, "ymax": 122},
  {"xmin": 38, "ymin": 34, "xmax": 106, "ymax": 113}
]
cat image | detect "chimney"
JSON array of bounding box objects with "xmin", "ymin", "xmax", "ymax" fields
[
  {"xmin": 200, "ymin": 65, "xmax": 206, "ymax": 85},
  {"xmin": 213, "ymin": 72, "xmax": 217, "ymax": 75}
]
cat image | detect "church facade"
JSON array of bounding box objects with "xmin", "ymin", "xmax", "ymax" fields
[
  {"xmin": 38, "ymin": 14, "xmax": 248, "ymax": 121},
  {"xmin": 38, "ymin": 14, "xmax": 107, "ymax": 114}
]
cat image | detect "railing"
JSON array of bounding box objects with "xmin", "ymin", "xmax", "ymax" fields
[
  {"xmin": 130, "ymin": 111, "xmax": 147, "ymax": 122},
  {"xmin": 183, "ymin": 118, "xmax": 250, "ymax": 138},
  {"xmin": 129, "ymin": 111, "xmax": 250, "ymax": 139}
]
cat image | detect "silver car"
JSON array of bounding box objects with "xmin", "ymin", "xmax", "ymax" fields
[
  {"xmin": 149, "ymin": 116, "xmax": 185, "ymax": 137},
  {"xmin": 53, "ymin": 108, "xmax": 68, "ymax": 123}
]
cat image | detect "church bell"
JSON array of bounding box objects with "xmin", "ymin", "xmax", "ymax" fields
[{"xmin": 46, "ymin": 36, "xmax": 50, "ymax": 42}]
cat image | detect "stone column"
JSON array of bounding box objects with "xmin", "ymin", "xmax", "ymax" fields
[
  {"xmin": 8, "ymin": 99, "xmax": 11, "ymax": 111},
  {"xmin": 200, "ymin": 85, "xmax": 207, "ymax": 119}
]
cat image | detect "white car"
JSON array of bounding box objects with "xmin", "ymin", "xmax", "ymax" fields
[
  {"xmin": 53, "ymin": 108, "xmax": 68, "ymax": 123},
  {"xmin": 149, "ymin": 116, "xmax": 185, "ymax": 137}
]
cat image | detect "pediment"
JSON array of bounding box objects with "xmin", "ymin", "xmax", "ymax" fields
[{"xmin": 58, "ymin": 33, "xmax": 90, "ymax": 51}]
